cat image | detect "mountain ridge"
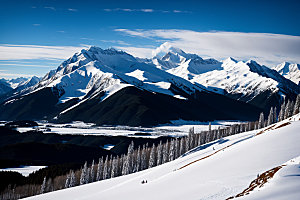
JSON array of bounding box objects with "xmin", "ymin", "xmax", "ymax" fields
[
  {"xmin": 273, "ymin": 62, "xmax": 300, "ymax": 85},
  {"xmin": 0, "ymin": 44, "xmax": 299, "ymax": 125}
]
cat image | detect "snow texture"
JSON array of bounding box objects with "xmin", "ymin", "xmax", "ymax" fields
[
  {"xmin": 273, "ymin": 62, "xmax": 300, "ymax": 85},
  {"xmin": 6, "ymin": 44, "xmax": 300, "ymax": 116},
  {"xmin": 25, "ymin": 115, "xmax": 300, "ymax": 200},
  {"xmin": 16, "ymin": 120, "xmax": 236, "ymax": 138},
  {"xmin": 23, "ymin": 46, "xmax": 207, "ymax": 115}
]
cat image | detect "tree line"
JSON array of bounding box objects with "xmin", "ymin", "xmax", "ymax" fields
[{"xmin": 2, "ymin": 94, "xmax": 300, "ymax": 200}]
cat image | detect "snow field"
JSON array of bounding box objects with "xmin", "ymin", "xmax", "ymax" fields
[
  {"xmin": 25, "ymin": 115, "xmax": 300, "ymax": 200},
  {"xmin": 16, "ymin": 120, "xmax": 236, "ymax": 138}
]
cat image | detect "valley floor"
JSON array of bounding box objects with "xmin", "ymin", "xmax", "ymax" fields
[
  {"xmin": 15, "ymin": 120, "xmax": 238, "ymax": 138},
  {"xmin": 25, "ymin": 115, "xmax": 300, "ymax": 200},
  {"xmin": 0, "ymin": 166, "xmax": 46, "ymax": 177}
]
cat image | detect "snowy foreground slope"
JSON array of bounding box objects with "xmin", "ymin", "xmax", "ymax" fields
[
  {"xmin": 241, "ymin": 156, "xmax": 300, "ymax": 200},
  {"xmin": 26, "ymin": 116, "xmax": 300, "ymax": 200}
]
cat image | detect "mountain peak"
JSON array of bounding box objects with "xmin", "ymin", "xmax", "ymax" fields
[
  {"xmin": 273, "ymin": 62, "xmax": 300, "ymax": 85},
  {"xmin": 246, "ymin": 59, "xmax": 259, "ymax": 65},
  {"xmin": 83, "ymin": 46, "xmax": 127, "ymax": 56},
  {"xmin": 223, "ymin": 57, "xmax": 238, "ymax": 64},
  {"xmin": 282, "ymin": 61, "xmax": 291, "ymax": 66}
]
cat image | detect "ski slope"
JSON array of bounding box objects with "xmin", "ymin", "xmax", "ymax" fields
[{"xmin": 26, "ymin": 115, "xmax": 300, "ymax": 200}]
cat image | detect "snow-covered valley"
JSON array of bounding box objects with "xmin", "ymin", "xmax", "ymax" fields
[
  {"xmin": 0, "ymin": 166, "xmax": 46, "ymax": 177},
  {"xmin": 25, "ymin": 114, "xmax": 300, "ymax": 200},
  {"xmin": 15, "ymin": 120, "xmax": 238, "ymax": 138}
]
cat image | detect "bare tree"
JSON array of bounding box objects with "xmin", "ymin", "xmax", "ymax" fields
[{"xmin": 40, "ymin": 177, "xmax": 46, "ymax": 194}]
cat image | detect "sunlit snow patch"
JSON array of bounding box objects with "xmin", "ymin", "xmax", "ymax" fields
[
  {"xmin": 144, "ymin": 81, "xmax": 174, "ymax": 96},
  {"xmin": 125, "ymin": 69, "xmax": 147, "ymax": 81},
  {"xmin": 100, "ymin": 83, "xmax": 131, "ymax": 102},
  {"xmin": 101, "ymin": 144, "xmax": 115, "ymax": 150},
  {"xmin": 173, "ymin": 95, "xmax": 187, "ymax": 100}
]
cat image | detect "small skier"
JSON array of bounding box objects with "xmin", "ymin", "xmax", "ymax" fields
[{"xmin": 141, "ymin": 180, "xmax": 148, "ymax": 184}]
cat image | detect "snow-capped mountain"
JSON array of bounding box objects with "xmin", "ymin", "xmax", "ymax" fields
[
  {"xmin": 7, "ymin": 77, "xmax": 29, "ymax": 89},
  {"xmin": 0, "ymin": 76, "xmax": 41, "ymax": 92},
  {"xmin": 0, "ymin": 46, "xmax": 260, "ymax": 126},
  {"xmin": 27, "ymin": 46, "xmax": 208, "ymax": 105},
  {"xmin": 152, "ymin": 43, "xmax": 222, "ymax": 80},
  {"xmin": 14, "ymin": 76, "xmax": 41, "ymax": 92},
  {"xmin": 0, "ymin": 77, "xmax": 31, "ymax": 96},
  {"xmin": 152, "ymin": 44, "xmax": 300, "ymax": 110},
  {"xmin": 194, "ymin": 59, "xmax": 300, "ymax": 108},
  {"xmin": 2, "ymin": 44, "xmax": 299, "ymax": 125},
  {"xmin": 0, "ymin": 79, "xmax": 13, "ymax": 96},
  {"xmin": 273, "ymin": 62, "xmax": 300, "ymax": 85},
  {"xmin": 0, "ymin": 76, "xmax": 41, "ymax": 101}
]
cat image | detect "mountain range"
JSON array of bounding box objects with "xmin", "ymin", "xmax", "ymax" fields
[
  {"xmin": 0, "ymin": 43, "xmax": 299, "ymax": 126},
  {"xmin": 273, "ymin": 62, "xmax": 300, "ymax": 85},
  {"xmin": 0, "ymin": 76, "xmax": 40, "ymax": 96}
]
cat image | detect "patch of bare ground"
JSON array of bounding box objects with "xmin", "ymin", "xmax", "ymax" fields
[
  {"xmin": 226, "ymin": 165, "xmax": 284, "ymax": 199},
  {"xmin": 256, "ymin": 121, "xmax": 291, "ymax": 136},
  {"xmin": 274, "ymin": 122, "xmax": 291, "ymax": 130},
  {"xmin": 178, "ymin": 145, "xmax": 232, "ymax": 170},
  {"xmin": 256, "ymin": 124, "xmax": 276, "ymax": 135}
]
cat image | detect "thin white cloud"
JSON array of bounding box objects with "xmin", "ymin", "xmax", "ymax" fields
[
  {"xmin": 104, "ymin": 8, "xmax": 133, "ymax": 12},
  {"xmin": 103, "ymin": 8, "xmax": 189, "ymax": 13},
  {"xmin": 80, "ymin": 38, "xmax": 95, "ymax": 41},
  {"xmin": 44, "ymin": 6, "xmax": 56, "ymax": 11},
  {"xmin": 115, "ymin": 46, "xmax": 153, "ymax": 58},
  {"xmin": 115, "ymin": 29, "xmax": 149, "ymax": 38},
  {"xmin": 115, "ymin": 29, "xmax": 300, "ymax": 66},
  {"xmin": 68, "ymin": 8, "xmax": 78, "ymax": 12},
  {"xmin": 33, "ymin": 24, "xmax": 40, "ymax": 26},
  {"xmin": 0, "ymin": 63, "xmax": 53, "ymax": 68},
  {"xmin": 100, "ymin": 40, "xmax": 130, "ymax": 46},
  {"xmin": 0, "ymin": 72, "xmax": 35, "ymax": 79},
  {"xmin": 173, "ymin": 10, "xmax": 191, "ymax": 13},
  {"xmin": 141, "ymin": 9, "xmax": 154, "ymax": 13},
  {"xmin": 0, "ymin": 60, "xmax": 54, "ymax": 64},
  {"xmin": 122, "ymin": 8, "xmax": 133, "ymax": 12},
  {"xmin": 0, "ymin": 44, "xmax": 86, "ymax": 60}
]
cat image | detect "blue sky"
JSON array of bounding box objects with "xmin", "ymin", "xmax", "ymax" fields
[{"xmin": 1, "ymin": 0, "xmax": 300, "ymax": 79}]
